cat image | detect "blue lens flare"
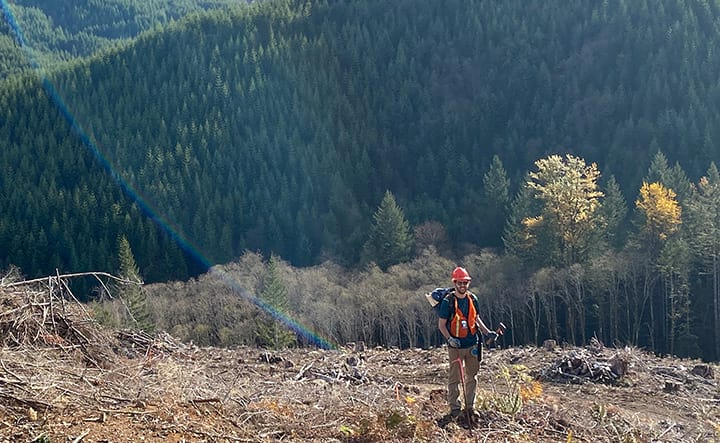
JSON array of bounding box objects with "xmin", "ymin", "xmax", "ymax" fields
[{"xmin": 0, "ymin": 0, "xmax": 334, "ymax": 349}]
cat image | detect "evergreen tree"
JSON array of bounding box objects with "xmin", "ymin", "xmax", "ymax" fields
[
  {"xmin": 255, "ymin": 254, "xmax": 295, "ymax": 349},
  {"xmin": 645, "ymin": 151, "xmax": 672, "ymax": 186},
  {"xmin": 361, "ymin": 190, "xmax": 413, "ymax": 271},
  {"xmin": 686, "ymin": 163, "xmax": 720, "ymax": 359},
  {"xmin": 502, "ymin": 180, "xmax": 545, "ymax": 266},
  {"xmin": 668, "ymin": 162, "xmax": 693, "ymax": 204},
  {"xmin": 598, "ymin": 175, "xmax": 628, "ymax": 250},
  {"xmin": 117, "ymin": 235, "xmax": 153, "ymax": 332},
  {"xmin": 481, "ymin": 154, "xmax": 511, "ymax": 248}
]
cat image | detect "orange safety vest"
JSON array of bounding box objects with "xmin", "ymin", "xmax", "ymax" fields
[{"xmin": 449, "ymin": 294, "xmax": 477, "ymax": 338}]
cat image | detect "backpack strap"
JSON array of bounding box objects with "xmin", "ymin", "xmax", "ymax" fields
[
  {"xmin": 468, "ymin": 292, "xmax": 479, "ymax": 311},
  {"xmin": 445, "ymin": 291, "xmax": 478, "ymax": 317},
  {"xmin": 444, "ymin": 291, "xmax": 455, "ymax": 313}
]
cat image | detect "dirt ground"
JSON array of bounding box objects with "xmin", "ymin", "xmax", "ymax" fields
[
  {"xmin": 1, "ymin": 336, "xmax": 718, "ymax": 443},
  {"xmin": 0, "ymin": 281, "xmax": 718, "ymax": 442}
]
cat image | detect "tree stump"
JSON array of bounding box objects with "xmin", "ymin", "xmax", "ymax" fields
[
  {"xmin": 543, "ymin": 339, "xmax": 557, "ymax": 351},
  {"xmin": 663, "ymin": 380, "xmax": 682, "ymax": 393},
  {"xmin": 690, "ymin": 364, "xmax": 714, "ymax": 379}
]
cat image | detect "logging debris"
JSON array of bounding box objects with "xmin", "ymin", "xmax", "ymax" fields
[{"xmin": 0, "ymin": 277, "xmax": 718, "ymax": 442}]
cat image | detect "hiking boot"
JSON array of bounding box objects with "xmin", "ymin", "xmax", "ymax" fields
[
  {"xmin": 449, "ymin": 409, "xmax": 462, "ymax": 419},
  {"xmin": 466, "ymin": 409, "xmax": 480, "ymax": 425}
]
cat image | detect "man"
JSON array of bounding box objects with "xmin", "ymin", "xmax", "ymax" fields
[{"xmin": 437, "ymin": 266, "xmax": 496, "ymax": 422}]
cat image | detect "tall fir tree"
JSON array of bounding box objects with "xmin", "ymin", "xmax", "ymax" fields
[
  {"xmin": 255, "ymin": 254, "xmax": 295, "ymax": 349},
  {"xmin": 686, "ymin": 163, "xmax": 720, "ymax": 359},
  {"xmin": 645, "ymin": 151, "xmax": 672, "ymax": 186},
  {"xmin": 481, "ymin": 155, "xmax": 511, "ymax": 248},
  {"xmin": 502, "ymin": 179, "xmax": 545, "ymax": 266},
  {"xmin": 361, "ymin": 190, "xmax": 413, "ymax": 271},
  {"xmin": 117, "ymin": 235, "xmax": 154, "ymax": 332},
  {"xmin": 598, "ymin": 175, "xmax": 628, "ymax": 250}
]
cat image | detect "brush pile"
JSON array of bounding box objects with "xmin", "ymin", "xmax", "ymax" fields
[{"xmin": 537, "ymin": 341, "xmax": 631, "ymax": 384}]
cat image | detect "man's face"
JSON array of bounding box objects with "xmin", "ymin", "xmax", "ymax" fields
[{"xmin": 454, "ymin": 280, "xmax": 470, "ymax": 294}]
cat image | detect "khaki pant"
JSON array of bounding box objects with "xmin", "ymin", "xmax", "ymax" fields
[{"xmin": 447, "ymin": 346, "xmax": 479, "ymax": 411}]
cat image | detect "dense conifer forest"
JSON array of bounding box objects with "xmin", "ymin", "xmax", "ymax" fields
[
  {"xmin": 0, "ymin": 0, "xmax": 239, "ymax": 74},
  {"xmin": 3, "ymin": 0, "xmax": 720, "ymax": 360}
]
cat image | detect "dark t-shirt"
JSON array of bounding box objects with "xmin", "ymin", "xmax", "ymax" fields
[{"xmin": 439, "ymin": 293, "xmax": 479, "ymax": 349}]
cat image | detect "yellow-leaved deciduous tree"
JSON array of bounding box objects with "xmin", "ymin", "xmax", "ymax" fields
[
  {"xmin": 526, "ymin": 154, "xmax": 604, "ymax": 267},
  {"xmin": 513, "ymin": 154, "xmax": 604, "ymax": 346},
  {"xmin": 633, "ymin": 181, "xmax": 683, "ymax": 350},
  {"xmin": 635, "ymin": 182, "xmax": 682, "ymax": 245}
]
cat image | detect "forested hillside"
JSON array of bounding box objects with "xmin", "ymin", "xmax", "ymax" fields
[
  {"xmin": 4, "ymin": 0, "xmax": 720, "ymax": 359},
  {"xmin": 0, "ymin": 0, "xmax": 239, "ymax": 76}
]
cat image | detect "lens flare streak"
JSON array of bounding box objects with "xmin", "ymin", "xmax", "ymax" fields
[{"xmin": 0, "ymin": 1, "xmax": 335, "ymax": 350}]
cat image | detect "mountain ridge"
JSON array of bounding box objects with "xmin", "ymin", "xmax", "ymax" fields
[{"xmin": 5, "ymin": 0, "xmax": 720, "ymax": 277}]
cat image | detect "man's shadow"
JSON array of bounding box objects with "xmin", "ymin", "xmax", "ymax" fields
[{"xmin": 436, "ymin": 412, "xmax": 476, "ymax": 429}]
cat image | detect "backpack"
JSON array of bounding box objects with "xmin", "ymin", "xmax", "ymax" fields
[
  {"xmin": 424, "ymin": 287, "xmax": 455, "ymax": 315},
  {"xmin": 425, "ymin": 287, "xmax": 480, "ymax": 319}
]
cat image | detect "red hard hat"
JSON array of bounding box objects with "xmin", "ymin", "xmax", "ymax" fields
[{"xmin": 451, "ymin": 267, "xmax": 471, "ymax": 281}]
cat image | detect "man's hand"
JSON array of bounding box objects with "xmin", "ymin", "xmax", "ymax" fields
[
  {"xmin": 484, "ymin": 331, "xmax": 498, "ymax": 344},
  {"xmin": 447, "ymin": 337, "xmax": 461, "ymax": 348}
]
